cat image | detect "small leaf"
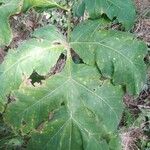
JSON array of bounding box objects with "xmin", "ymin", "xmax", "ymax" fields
[
  {"xmin": 71, "ymin": 20, "xmax": 147, "ymax": 94},
  {"xmin": 0, "ymin": 0, "xmax": 23, "ymax": 46},
  {"xmin": 0, "ymin": 0, "xmax": 61, "ymax": 47},
  {"xmin": 0, "ymin": 25, "xmax": 65, "ymax": 112},
  {"xmin": 5, "ymin": 59, "xmax": 124, "ymax": 149},
  {"xmin": 73, "ymin": 0, "xmax": 85, "ymax": 17},
  {"xmin": 23, "ymin": 0, "xmax": 61, "ymax": 11}
]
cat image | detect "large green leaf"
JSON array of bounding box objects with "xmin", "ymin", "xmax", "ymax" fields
[
  {"xmin": 70, "ymin": 20, "xmax": 147, "ymax": 94},
  {"xmin": 0, "ymin": 16, "xmax": 147, "ymax": 149},
  {"xmin": 5, "ymin": 59, "xmax": 124, "ymax": 150},
  {"xmin": 73, "ymin": 0, "xmax": 136, "ymax": 30},
  {"xmin": 0, "ymin": 25, "xmax": 65, "ymax": 112}
]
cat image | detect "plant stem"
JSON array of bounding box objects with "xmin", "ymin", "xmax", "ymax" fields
[
  {"xmin": 56, "ymin": 4, "xmax": 69, "ymax": 11},
  {"xmin": 67, "ymin": 9, "xmax": 72, "ymax": 42}
]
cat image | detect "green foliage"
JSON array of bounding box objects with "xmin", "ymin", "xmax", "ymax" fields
[
  {"xmin": 0, "ymin": 0, "xmax": 136, "ymax": 46},
  {"xmin": 0, "ymin": 0, "xmax": 62, "ymax": 46},
  {"xmin": 0, "ymin": 0, "xmax": 23, "ymax": 46},
  {"xmin": 5, "ymin": 57, "xmax": 123, "ymax": 149},
  {"xmin": 23, "ymin": 0, "xmax": 60, "ymax": 11},
  {"xmin": 0, "ymin": 0, "xmax": 148, "ymax": 149},
  {"xmin": 71, "ymin": 19, "xmax": 147, "ymax": 94},
  {"xmin": 73, "ymin": 0, "xmax": 136, "ymax": 30},
  {"xmin": 0, "ymin": 25, "xmax": 65, "ymax": 112}
]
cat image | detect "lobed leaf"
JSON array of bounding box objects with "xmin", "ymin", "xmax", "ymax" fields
[
  {"xmin": 70, "ymin": 20, "xmax": 148, "ymax": 94},
  {"xmin": 73, "ymin": 0, "xmax": 136, "ymax": 30},
  {"xmin": 5, "ymin": 59, "xmax": 124, "ymax": 150},
  {"xmin": 0, "ymin": 25, "xmax": 65, "ymax": 112},
  {"xmin": 0, "ymin": 0, "xmax": 147, "ymax": 149}
]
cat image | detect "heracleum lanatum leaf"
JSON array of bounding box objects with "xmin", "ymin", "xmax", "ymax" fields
[
  {"xmin": 70, "ymin": 20, "xmax": 147, "ymax": 95},
  {"xmin": 73, "ymin": 0, "xmax": 136, "ymax": 30},
  {"xmin": 0, "ymin": 25, "xmax": 65, "ymax": 112},
  {"xmin": 5, "ymin": 58, "xmax": 123, "ymax": 150},
  {"xmin": 0, "ymin": 19, "xmax": 148, "ymax": 149}
]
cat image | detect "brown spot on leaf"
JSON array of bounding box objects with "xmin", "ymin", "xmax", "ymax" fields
[
  {"xmin": 53, "ymin": 41, "xmax": 61, "ymax": 45},
  {"xmin": 48, "ymin": 112, "xmax": 54, "ymax": 121},
  {"xmin": 21, "ymin": 74, "xmax": 32, "ymax": 86},
  {"xmin": 36, "ymin": 121, "xmax": 46, "ymax": 132}
]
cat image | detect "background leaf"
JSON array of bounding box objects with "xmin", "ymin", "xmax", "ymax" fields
[
  {"xmin": 73, "ymin": 0, "xmax": 136, "ymax": 30},
  {"xmin": 73, "ymin": 0, "xmax": 85, "ymax": 17},
  {"xmin": 0, "ymin": 0, "xmax": 23, "ymax": 46},
  {"xmin": 0, "ymin": 0, "xmax": 61, "ymax": 47},
  {"xmin": 23, "ymin": 0, "xmax": 62, "ymax": 11}
]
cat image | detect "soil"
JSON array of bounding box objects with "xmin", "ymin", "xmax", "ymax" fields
[{"xmin": 134, "ymin": 0, "xmax": 150, "ymax": 46}]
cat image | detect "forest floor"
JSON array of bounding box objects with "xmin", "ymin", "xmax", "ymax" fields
[{"xmin": 134, "ymin": 0, "xmax": 150, "ymax": 46}]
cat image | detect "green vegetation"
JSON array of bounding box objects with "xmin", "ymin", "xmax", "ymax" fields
[{"xmin": 0, "ymin": 0, "xmax": 149, "ymax": 149}]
